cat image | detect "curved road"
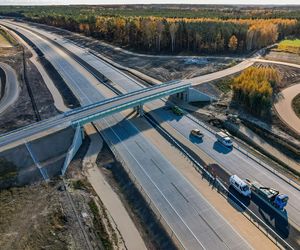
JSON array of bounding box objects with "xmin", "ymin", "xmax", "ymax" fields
[
  {"xmin": 0, "ymin": 62, "xmax": 20, "ymax": 114},
  {"xmin": 254, "ymin": 58, "xmax": 300, "ymax": 134},
  {"xmin": 2, "ymin": 20, "xmax": 254, "ymax": 249},
  {"xmin": 274, "ymin": 83, "xmax": 300, "ymax": 134}
]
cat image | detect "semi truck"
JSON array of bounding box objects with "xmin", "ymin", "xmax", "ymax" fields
[{"xmin": 245, "ymin": 179, "xmax": 289, "ymax": 211}]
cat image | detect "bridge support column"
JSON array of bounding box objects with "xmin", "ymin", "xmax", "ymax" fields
[
  {"xmin": 137, "ymin": 104, "xmax": 144, "ymax": 117},
  {"xmin": 61, "ymin": 125, "xmax": 84, "ymax": 176}
]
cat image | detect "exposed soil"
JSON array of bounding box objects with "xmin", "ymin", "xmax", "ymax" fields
[
  {"xmin": 0, "ymin": 135, "xmax": 124, "ymax": 250},
  {"xmin": 188, "ymin": 57, "xmax": 300, "ymax": 176},
  {"xmin": 0, "ymin": 44, "xmax": 59, "ymax": 133},
  {"xmin": 264, "ymin": 50, "xmax": 300, "ymax": 65},
  {"xmin": 0, "ymin": 179, "xmax": 96, "ymax": 250},
  {"xmin": 22, "ymin": 21, "xmax": 239, "ymax": 82}
]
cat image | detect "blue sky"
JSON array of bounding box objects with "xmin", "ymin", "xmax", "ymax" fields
[{"xmin": 1, "ymin": 0, "xmax": 300, "ymax": 5}]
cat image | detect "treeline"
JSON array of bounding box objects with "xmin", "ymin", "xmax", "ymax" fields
[
  {"xmin": 0, "ymin": 6, "xmax": 299, "ymax": 54},
  {"xmin": 26, "ymin": 15, "xmax": 297, "ymax": 54},
  {"xmin": 1, "ymin": 5, "xmax": 300, "ymax": 20},
  {"xmin": 231, "ymin": 67, "xmax": 280, "ymax": 116}
]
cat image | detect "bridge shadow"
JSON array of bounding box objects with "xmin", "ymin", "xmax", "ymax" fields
[{"xmin": 97, "ymin": 106, "xmax": 186, "ymax": 145}]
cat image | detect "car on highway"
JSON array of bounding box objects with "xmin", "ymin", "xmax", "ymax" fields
[
  {"xmin": 172, "ymin": 105, "xmax": 184, "ymax": 116},
  {"xmin": 215, "ymin": 131, "xmax": 233, "ymax": 147},
  {"xmin": 190, "ymin": 128, "xmax": 204, "ymax": 139}
]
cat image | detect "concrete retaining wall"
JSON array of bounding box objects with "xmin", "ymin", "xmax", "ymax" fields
[
  {"xmin": 187, "ymin": 87, "xmax": 215, "ymax": 102},
  {"xmin": 0, "ymin": 126, "xmax": 75, "ymax": 188}
]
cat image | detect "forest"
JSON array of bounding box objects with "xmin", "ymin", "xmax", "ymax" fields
[
  {"xmin": 231, "ymin": 66, "xmax": 280, "ymax": 116},
  {"xmin": 0, "ymin": 5, "xmax": 299, "ymax": 54}
]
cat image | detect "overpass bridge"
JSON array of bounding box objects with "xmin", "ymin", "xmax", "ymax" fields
[{"xmin": 0, "ymin": 80, "xmax": 192, "ymax": 154}]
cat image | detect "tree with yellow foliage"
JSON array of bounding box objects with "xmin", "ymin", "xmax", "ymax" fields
[
  {"xmin": 228, "ymin": 35, "xmax": 238, "ymax": 52},
  {"xmin": 231, "ymin": 66, "xmax": 280, "ymax": 116}
]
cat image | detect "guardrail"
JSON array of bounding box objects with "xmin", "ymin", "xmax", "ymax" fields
[
  {"xmin": 64, "ymin": 80, "xmax": 183, "ymax": 117},
  {"xmin": 99, "ymin": 127, "xmax": 186, "ymax": 250},
  {"xmin": 0, "ymin": 113, "xmax": 65, "ymax": 140},
  {"xmin": 185, "ymin": 112, "xmax": 300, "ymax": 191},
  {"xmin": 169, "ymin": 113, "xmax": 294, "ymax": 249}
]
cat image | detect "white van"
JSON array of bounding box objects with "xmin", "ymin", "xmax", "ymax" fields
[
  {"xmin": 229, "ymin": 175, "xmax": 251, "ymax": 197},
  {"xmin": 216, "ymin": 132, "xmax": 233, "ymax": 147}
]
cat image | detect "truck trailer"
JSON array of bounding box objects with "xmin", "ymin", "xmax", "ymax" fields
[{"xmin": 245, "ymin": 179, "xmax": 289, "ymax": 211}]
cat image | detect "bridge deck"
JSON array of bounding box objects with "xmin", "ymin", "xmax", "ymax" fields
[{"xmin": 0, "ymin": 81, "xmax": 190, "ymax": 151}]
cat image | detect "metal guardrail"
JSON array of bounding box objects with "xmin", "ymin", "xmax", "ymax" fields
[
  {"xmin": 64, "ymin": 80, "xmax": 183, "ymax": 117},
  {"xmin": 0, "ymin": 113, "xmax": 65, "ymax": 140},
  {"xmin": 185, "ymin": 113, "xmax": 300, "ymax": 191},
  {"xmin": 98, "ymin": 126, "xmax": 186, "ymax": 250},
  {"xmin": 154, "ymin": 116, "xmax": 293, "ymax": 249}
]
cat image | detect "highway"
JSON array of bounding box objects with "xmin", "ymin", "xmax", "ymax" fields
[
  {"xmin": 13, "ymin": 19, "xmax": 300, "ymax": 237},
  {"xmin": 1, "ymin": 20, "xmax": 253, "ymax": 249},
  {"xmin": 0, "ymin": 62, "xmax": 20, "ymax": 114}
]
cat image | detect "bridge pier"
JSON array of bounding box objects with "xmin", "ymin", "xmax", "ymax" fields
[
  {"xmin": 134, "ymin": 104, "xmax": 144, "ymax": 117},
  {"xmin": 61, "ymin": 125, "xmax": 84, "ymax": 176}
]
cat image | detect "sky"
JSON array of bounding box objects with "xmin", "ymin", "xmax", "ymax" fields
[{"xmin": 1, "ymin": 0, "xmax": 300, "ymax": 5}]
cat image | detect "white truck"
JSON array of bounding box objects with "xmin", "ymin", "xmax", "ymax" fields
[{"xmin": 215, "ymin": 131, "xmax": 233, "ymax": 147}]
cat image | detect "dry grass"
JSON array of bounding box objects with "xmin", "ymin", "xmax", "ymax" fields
[
  {"xmin": 277, "ymin": 39, "xmax": 300, "ymax": 54},
  {"xmin": 0, "ymin": 33, "xmax": 11, "ymax": 47}
]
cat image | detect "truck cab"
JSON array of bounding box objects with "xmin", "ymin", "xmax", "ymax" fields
[
  {"xmin": 274, "ymin": 194, "xmax": 289, "ymax": 210},
  {"xmin": 249, "ymin": 181, "xmax": 289, "ymax": 211}
]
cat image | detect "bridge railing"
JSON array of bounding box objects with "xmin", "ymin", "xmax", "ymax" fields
[
  {"xmin": 64, "ymin": 80, "xmax": 183, "ymax": 117},
  {"xmin": 0, "ymin": 113, "xmax": 65, "ymax": 140},
  {"xmin": 72, "ymin": 84, "xmax": 190, "ymax": 126}
]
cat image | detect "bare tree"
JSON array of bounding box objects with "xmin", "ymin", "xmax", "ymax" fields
[
  {"xmin": 156, "ymin": 20, "xmax": 165, "ymax": 52},
  {"xmin": 169, "ymin": 23, "xmax": 178, "ymax": 52}
]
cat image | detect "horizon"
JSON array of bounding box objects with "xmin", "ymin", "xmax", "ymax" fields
[{"xmin": 1, "ymin": 1, "xmax": 300, "ymax": 6}]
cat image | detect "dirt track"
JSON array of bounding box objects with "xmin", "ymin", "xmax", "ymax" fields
[{"xmin": 274, "ymin": 83, "xmax": 300, "ymax": 134}]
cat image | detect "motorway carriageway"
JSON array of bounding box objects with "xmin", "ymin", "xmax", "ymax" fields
[
  {"xmin": 17, "ymin": 19, "xmax": 300, "ymax": 230},
  {"xmin": 8, "ymin": 19, "xmax": 300, "ymax": 247},
  {"xmin": 2, "ymin": 20, "xmax": 254, "ymax": 249},
  {"xmin": 11, "ymin": 19, "xmax": 300, "ymax": 245}
]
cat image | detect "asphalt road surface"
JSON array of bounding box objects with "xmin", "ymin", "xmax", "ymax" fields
[
  {"xmin": 6, "ymin": 19, "xmax": 300, "ymax": 245},
  {"xmin": 23, "ymin": 20, "xmax": 300, "ymax": 238},
  {"xmin": 1, "ymin": 20, "xmax": 253, "ymax": 249},
  {"xmin": 0, "ymin": 62, "xmax": 20, "ymax": 114}
]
